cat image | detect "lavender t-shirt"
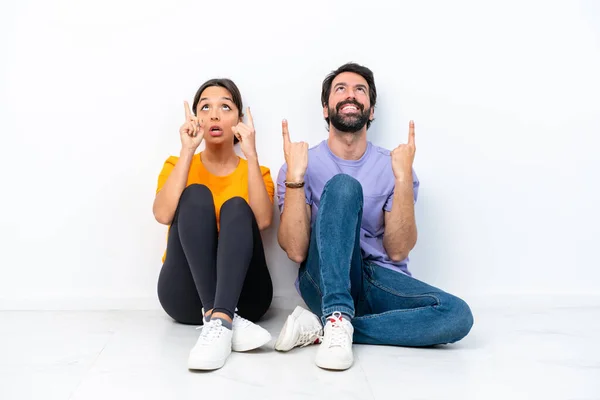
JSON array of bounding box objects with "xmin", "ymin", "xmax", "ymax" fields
[{"xmin": 276, "ymin": 140, "xmax": 419, "ymax": 276}]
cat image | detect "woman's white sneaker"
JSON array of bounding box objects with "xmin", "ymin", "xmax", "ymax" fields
[
  {"xmin": 187, "ymin": 319, "xmax": 232, "ymax": 370},
  {"xmin": 231, "ymin": 313, "xmax": 272, "ymax": 352},
  {"xmin": 275, "ymin": 306, "xmax": 323, "ymax": 352},
  {"xmin": 315, "ymin": 312, "xmax": 354, "ymax": 370},
  {"xmin": 200, "ymin": 308, "xmax": 271, "ymax": 352}
]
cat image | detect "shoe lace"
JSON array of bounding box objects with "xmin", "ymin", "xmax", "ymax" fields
[
  {"xmin": 328, "ymin": 312, "xmax": 350, "ymax": 348},
  {"xmin": 233, "ymin": 313, "xmax": 252, "ymax": 329},
  {"xmin": 195, "ymin": 319, "xmax": 223, "ymax": 344},
  {"xmin": 298, "ymin": 326, "xmax": 323, "ymax": 347}
]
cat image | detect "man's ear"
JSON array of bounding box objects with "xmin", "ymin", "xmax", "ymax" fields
[
  {"xmin": 323, "ymin": 105, "xmax": 329, "ymax": 119},
  {"xmin": 369, "ymin": 106, "xmax": 374, "ymax": 121}
]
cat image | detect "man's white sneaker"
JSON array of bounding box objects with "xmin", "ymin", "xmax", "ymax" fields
[
  {"xmin": 231, "ymin": 313, "xmax": 272, "ymax": 352},
  {"xmin": 187, "ymin": 319, "xmax": 232, "ymax": 370},
  {"xmin": 275, "ymin": 306, "xmax": 323, "ymax": 352},
  {"xmin": 201, "ymin": 308, "xmax": 271, "ymax": 352},
  {"xmin": 315, "ymin": 312, "xmax": 354, "ymax": 370}
]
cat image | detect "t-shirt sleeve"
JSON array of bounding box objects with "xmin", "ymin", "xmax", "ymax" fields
[
  {"xmin": 156, "ymin": 156, "xmax": 180, "ymax": 194},
  {"xmin": 275, "ymin": 162, "xmax": 311, "ymax": 215},
  {"xmin": 276, "ymin": 163, "xmax": 288, "ymax": 214},
  {"xmin": 260, "ymin": 165, "xmax": 275, "ymax": 203},
  {"xmin": 384, "ymin": 168, "xmax": 420, "ymax": 212}
]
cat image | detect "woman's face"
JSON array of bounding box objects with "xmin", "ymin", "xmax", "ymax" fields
[{"xmin": 195, "ymin": 86, "xmax": 241, "ymax": 145}]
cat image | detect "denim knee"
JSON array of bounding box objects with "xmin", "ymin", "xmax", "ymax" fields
[
  {"xmin": 322, "ymin": 174, "xmax": 363, "ymax": 204},
  {"xmin": 445, "ymin": 295, "xmax": 474, "ymax": 343}
]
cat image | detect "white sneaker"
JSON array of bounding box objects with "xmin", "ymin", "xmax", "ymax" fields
[
  {"xmin": 275, "ymin": 306, "xmax": 323, "ymax": 352},
  {"xmin": 231, "ymin": 313, "xmax": 272, "ymax": 352},
  {"xmin": 187, "ymin": 319, "xmax": 232, "ymax": 370},
  {"xmin": 315, "ymin": 312, "xmax": 354, "ymax": 370},
  {"xmin": 202, "ymin": 308, "xmax": 271, "ymax": 352}
]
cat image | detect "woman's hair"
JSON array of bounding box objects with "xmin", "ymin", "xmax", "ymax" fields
[{"xmin": 192, "ymin": 78, "xmax": 243, "ymax": 145}]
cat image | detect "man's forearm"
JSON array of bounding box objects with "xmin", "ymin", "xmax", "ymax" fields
[
  {"xmin": 383, "ymin": 179, "xmax": 417, "ymax": 261},
  {"xmin": 278, "ymin": 186, "xmax": 310, "ymax": 264}
]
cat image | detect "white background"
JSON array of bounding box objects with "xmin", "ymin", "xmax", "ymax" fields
[{"xmin": 1, "ymin": 0, "xmax": 599, "ymax": 309}]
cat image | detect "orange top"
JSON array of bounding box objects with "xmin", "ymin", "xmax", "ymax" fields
[{"xmin": 156, "ymin": 153, "xmax": 274, "ymax": 262}]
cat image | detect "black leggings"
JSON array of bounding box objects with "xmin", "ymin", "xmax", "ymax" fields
[{"xmin": 157, "ymin": 184, "xmax": 273, "ymax": 325}]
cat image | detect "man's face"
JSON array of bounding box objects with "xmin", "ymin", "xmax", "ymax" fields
[{"xmin": 324, "ymin": 72, "xmax": 374, "ymax": 133}]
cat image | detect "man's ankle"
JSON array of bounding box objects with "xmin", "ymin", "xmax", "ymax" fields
[{"xmin": 325, "ymin": 312, "xmax": 352, "ymax": 324}]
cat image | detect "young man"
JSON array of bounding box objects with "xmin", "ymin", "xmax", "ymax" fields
[{"xmin": 273, "ymin": 63, "xmax": 474, "ymax": 371}]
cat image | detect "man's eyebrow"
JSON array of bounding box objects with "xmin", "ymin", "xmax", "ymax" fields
[
  {"xmin": 199, "ymin": 97, "xmax": 234, "ymax": 102},
  {"xmin": 333, "ymin": 82, "xmax": 366, "ymax": 89}
]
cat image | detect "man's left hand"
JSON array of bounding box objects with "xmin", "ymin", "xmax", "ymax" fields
[{"xmin": 391, "ymin": 120, "xmax": 416, "ymax": 182}]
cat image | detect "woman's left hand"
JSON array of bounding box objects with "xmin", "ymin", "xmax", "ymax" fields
[{"xmin": 232, "ymin": 107, "xmax": 258, "ymax": 160}]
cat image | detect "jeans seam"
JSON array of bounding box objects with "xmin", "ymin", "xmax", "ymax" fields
[
  {"xmin": 360, "ymin": 272, "xmax": 373, "ymax": 314},
  {"xmin": 303, "ymin": 270, "xmax": 322, "ymax": 297},
  {"xmin": 352, "ymin": 306, "xmax": 434, "ymax": 320},
  {"xmin": 366, "ymin": 277, "xmax": 441, "ymax": 306},
  {"xmin": 322, "ymin": 306, "xmax": 355, "ymax": 320},
  {"xmin": 363, "ymin": 278, "xmax": 372, "ymax": 298}
]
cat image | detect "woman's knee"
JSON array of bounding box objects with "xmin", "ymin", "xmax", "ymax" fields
[
  {"xmin": 220, "ymin": 197, "xmax": 252, "ymax": 221},
  {"xmin": 221, "ymin": 196, "xmax": 250, "ymax": 211},
  {"xmin": 178, "ymin": 184, "xmax": 215, "ymax": 217},
  {"xmin": 180, "ymin": 184, "xmax": 213, "ymax": 206}
]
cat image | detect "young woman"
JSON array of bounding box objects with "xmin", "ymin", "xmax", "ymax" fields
[{"xmin": 153, "ymin": 78, "xmax": 274, "ymax": 370}]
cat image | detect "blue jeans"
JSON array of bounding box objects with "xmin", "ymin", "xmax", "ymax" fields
[{"xmin": 298, "ymin": 174, "xmax": 474, "ymax": 346}]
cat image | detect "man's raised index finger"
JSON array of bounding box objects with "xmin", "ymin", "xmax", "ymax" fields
[
  {"xmin": 282, "ymin": 119, "xmax": 291, "ymax": 143},
  {"xmin": 408, "ymin": 120, "xmax": 415, "ymax": 145}
]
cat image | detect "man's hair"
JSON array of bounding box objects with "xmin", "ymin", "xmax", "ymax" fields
[
  {"xmin": 321, "ymin": 62, "xmax": 377, "ymax": 129},
  {"xmin": 192, "ymin": 78, "xmax": 243, "ymax": 144}
]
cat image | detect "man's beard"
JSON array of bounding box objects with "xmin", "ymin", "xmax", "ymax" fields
[{"xmin": 329, "ymin": 100, "xmax": 370, "ymax": 133}]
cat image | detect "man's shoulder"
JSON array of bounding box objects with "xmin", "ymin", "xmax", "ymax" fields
[
  {"xmin": 369, "ymin": 142, "xmax": 392, "ymax": 158},
  {"xmin": 361, "ymin": 143, "xmax": 393, "ymax": 174},
  {"xmin": 308, "ymin": 140, "xmax": 327, "ymax": 155}
]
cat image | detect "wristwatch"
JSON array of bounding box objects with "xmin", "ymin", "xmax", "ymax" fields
[{"xmin": 284, "ymin": 180, "xmax": 305, "ymax": 188}]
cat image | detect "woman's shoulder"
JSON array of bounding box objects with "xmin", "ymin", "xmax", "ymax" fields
[
  {"xmin": 238, "ymin": 157, "xmax": 272, "ymax": 176},
  {"xmin": 259, "ymin": 162, "xmax": 271, "ymax": 173},
  {"xmin": 162, "ymin": 153, "xmax": 201, "ymax": 166},
  {"xmin": 163, "ymin": 155, "xmax": 179, "ymax": 165}
]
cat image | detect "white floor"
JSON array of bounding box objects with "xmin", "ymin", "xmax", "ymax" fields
[{"xmin": 1, "ymin": 302, "xmax": 599, "ymax": 400}]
